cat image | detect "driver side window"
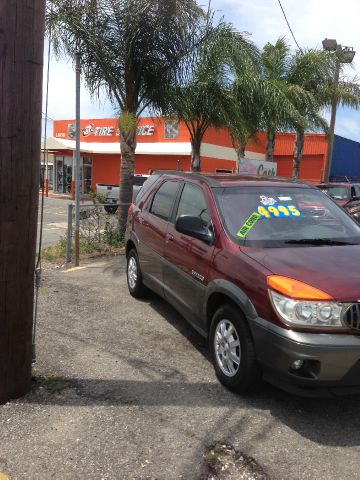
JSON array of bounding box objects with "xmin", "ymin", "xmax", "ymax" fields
[{"xmin": 176, "ymin": 183, "xmax": 211, "ymax": 225}]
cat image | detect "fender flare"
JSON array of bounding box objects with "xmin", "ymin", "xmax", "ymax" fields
[{"xmin": 204, "ymin": 279, "xmax": 258, "ymax": 323}]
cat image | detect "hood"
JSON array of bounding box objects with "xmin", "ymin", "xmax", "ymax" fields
[{"xmin": 242, "ymin": 245, "xmax": 360, "ymax": 302}]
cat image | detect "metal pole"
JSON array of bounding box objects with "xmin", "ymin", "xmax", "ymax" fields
[
  {"xmin": 45, "ymin": 149, "xmax": 49, "ymax": 197},
  {"xmin": 323, "ymin": 57, "xmax": 340, "ymax": 182},
  {"xmin": 74, "ymin": 52, "xmax": 81, "ymax": 266},
  {"xmin": 66, "ymin": 204, "xmax": 73, "ymax": 263},
  {"xmin": 71, "ymin": 150, "xmax": 75, "ymax": 200}
]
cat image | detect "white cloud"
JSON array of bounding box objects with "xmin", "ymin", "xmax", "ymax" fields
[{"xmin": 336, "ymin": 115, "xmax": 360, "ymax": 139}]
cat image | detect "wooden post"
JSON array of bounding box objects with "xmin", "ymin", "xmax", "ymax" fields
[{"xmin": 0, "ymin": 0, "xmax": 46, "ymax": 403}]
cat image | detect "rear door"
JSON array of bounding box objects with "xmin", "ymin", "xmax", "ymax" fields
[
  {"xmin": 135, "ymin": 179, "xmax": 180, "ymax": 295},
  {"xmin": 163, "ymin": 182, "xmax": 214, "ymax": 327}
]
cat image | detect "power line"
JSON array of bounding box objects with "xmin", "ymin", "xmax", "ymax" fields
[
  {"xmin": 42, "ymin": 112, "xmax": 54, "ymax": 121},
  {"xmin": 277, "ymin": 0, "xmax": 303, "ymax": 52}
]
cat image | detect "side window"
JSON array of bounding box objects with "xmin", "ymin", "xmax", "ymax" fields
[
  {"xmin": 135, "ymin": 174, "xmax": 160, "ymax": 206},
  {"xmin": 150, "ymin": 181, "xmax": 179, "ymax": 221},
  {"xmin": 176, "ymin": 183, "xmax": 211, "ymax": 225}
]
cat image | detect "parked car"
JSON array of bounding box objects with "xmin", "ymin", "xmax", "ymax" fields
[
  {"xmin": 96, "ymin": 175, "xmax": 149, "ymax": 213},
  {"xmin": 125, "ymin": 172, "xmax": 360, "ymax": 396},
  {"xmin": 317, "ymin": 182, "xmax": 360, "ymax": 223}
]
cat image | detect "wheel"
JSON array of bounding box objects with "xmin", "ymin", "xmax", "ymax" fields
[
  {"xmin": 104, "ymin": 205, "xmax": 118, "ymax": 214},
  {"xmin": 209, "ymin": 304, "xmax": 261, "ymax": 394},
  {"xmin": 127, "ymin": 249, "xmax": 148, "ymax": 298}
]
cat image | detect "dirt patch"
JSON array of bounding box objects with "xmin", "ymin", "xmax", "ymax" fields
[{"xmin": 198, "ymin": 443, "xmax": 269, "ymax": 480}]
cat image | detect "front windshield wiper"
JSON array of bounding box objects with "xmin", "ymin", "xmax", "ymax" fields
[{"xmin": 285, "ymin": 238, "xmax": 356, "ymax": 246}]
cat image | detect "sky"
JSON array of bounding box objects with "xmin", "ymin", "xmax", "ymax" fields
[{"xmin": 42, "ymin": 0, "xmax": 360, "ymax": 141}]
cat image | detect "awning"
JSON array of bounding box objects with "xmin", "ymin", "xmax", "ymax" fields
[
  {"xmin": 43, "ymin": 137, "xmax": 265, "ymax": 162},
  {"xmin": 43, "ymin": 137, "xmax": 192, "ymax": 156}
]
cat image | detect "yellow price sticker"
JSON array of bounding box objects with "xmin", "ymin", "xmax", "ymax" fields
[{"xmin": 257, "ymin": 204, "xmax": 301, "ymax": 218}]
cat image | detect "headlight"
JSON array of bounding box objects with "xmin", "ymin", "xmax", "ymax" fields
[{"xmin": 269, "ymin": 290, "xmax": 345, "ymax": 328}]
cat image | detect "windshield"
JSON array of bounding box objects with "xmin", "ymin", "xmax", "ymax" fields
[
  {"xmin": 214, "ymin": 186, "xmax": 360, "ymax": 248},
  {"xmin": 320, "ymin": 185, "xmax": 349, "ymax": 200}
]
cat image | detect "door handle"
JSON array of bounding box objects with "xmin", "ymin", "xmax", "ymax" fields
[{"xmin": 166, "ymin": 233, "xmax": 174, "ymax": 242}]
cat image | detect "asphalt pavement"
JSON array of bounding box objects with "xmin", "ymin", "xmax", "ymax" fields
[
  {"xmin": 1, "ymin": 256, "xmax": 360, "ymax": 479},
  {"xmin": 37, "ymin": 196, "xmax": 72, "ymax": 248}
]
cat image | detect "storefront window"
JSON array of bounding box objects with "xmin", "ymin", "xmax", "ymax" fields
[{"xmin": 54, "ymin": 155, "xmax": 92, "ymax": 194}]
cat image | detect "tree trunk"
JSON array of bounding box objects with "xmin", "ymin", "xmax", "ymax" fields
[
  {"xmin": 190, "ymin": 136, "xmax": 201, "ymax": 172},
  {"xmin": 266, "ymin": 131, "xmax": 276, "ymax": 162},
  {"xmin": 293, "ymin": 131, "xmax": 304, "ymax": 179},
  {"xmin": 118, "ymin": 130, "xmax": 137, "ymax": 237},
  {"xmin": 236, "ymin": 142, "xmax": 246, "ymax": 173},
  {"xmin": 0, "ymin": 0, "xmax": 45, "ymax": 403}
]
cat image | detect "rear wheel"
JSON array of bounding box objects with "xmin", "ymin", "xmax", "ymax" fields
[
  {"xmin": 209, "ymin": 304, "xmax": 261, "ymax": 394},
  {"xmin": 127, "ymin": 249, "xmax": 148, "ymax": 298}
]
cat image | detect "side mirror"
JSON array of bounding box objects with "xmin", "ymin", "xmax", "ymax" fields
[{"xmin": 175, "ymin": 215, "xmax": 214, "ymax": 244}]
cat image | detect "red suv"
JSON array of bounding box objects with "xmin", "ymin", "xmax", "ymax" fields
[{"xmin": 125, "ymin": 172, "xmax": 360, "ymax": 396}]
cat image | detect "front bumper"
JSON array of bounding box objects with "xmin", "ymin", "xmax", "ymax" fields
[{"xmin": 251, "ymin": 317, "xmax": 360, "ymax": 397}]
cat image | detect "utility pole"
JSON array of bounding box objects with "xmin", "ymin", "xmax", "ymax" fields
[
  {"xmin": 323, "ymin": 58, "xmax": 340, "ymax": 183},
  {"xmin": 0, "ymin": 0, "xmax": 46, "ymax": 403},
  {"xmin": 322, "ymin": 39, "xmax": 356, "ymax": 182}
]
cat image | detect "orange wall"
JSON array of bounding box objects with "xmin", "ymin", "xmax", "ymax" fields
[
  {"xmin": 92, "ymin": 154, "xmax": 121, "ymax": 185},
  {"xmin": 91, "ymin": 153, "xmax": 237, "ymax": 188},
  {"xmin": 275, "ymin": 154, "xmax": 325, "ymax": 183}
]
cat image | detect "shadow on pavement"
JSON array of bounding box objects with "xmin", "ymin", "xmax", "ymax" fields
[{"xmin": 35, "ymin": 267, "xmax": 360, "ymax": 449}]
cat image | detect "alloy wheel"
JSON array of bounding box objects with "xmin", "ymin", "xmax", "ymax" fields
[
  {"xmin": 214, "ymin": 319, "xmax": 241, "ymax": 377},
  {"xmin": 128, "ymin": 256, "xmax": 138, "ymax": 289}
]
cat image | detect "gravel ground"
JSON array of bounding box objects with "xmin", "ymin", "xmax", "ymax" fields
[{"xmin": 1, "ymin": 256, "xmax": 360, "ymax": 480}]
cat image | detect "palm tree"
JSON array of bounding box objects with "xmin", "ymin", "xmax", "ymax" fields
[
  {"xmin": 287, "ymin": 49, "xmax": 360, "ymax": 178},
  {"xmin": 164, "ymin": 19, "xmax": 260, "ymax": 172},
  {"xmin": 260, "ymin": 37, "xmax": 317, "ymax": 163},
  {"xmin": 230, "ymin": 58, "xmax": 308, "ymax": 171},
  {"xmin": 47, "ymin": 0, "xmax": 204, "ymax": 235}
]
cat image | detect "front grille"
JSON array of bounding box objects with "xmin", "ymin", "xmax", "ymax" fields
[{"xmin": 343, "ymin": 303, "xmax": 360, "ymax": 330}]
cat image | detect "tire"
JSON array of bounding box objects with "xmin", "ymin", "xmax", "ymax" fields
[
  {"xmin": 104, "ymin": 205, "xmax": 118, "ymax": 214},
  {"xmin": 127, "ymin": 249, "xmax": 148, "ymax": 298},
  {"xmin": 209, "ymin": 304, "xmax": 261, "ymax": 394}
]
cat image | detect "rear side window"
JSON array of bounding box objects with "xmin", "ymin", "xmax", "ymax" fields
[
  {"xmin": 176, "ymin": 183, "xmax": 211, "ymax": 225},
  {"xmin": 135, "ymin": 174, "xmax": 160, "ymax": 205},
  {"xmin": 150, "ymin": 181, "xmax": 179, "ymax": 221}
]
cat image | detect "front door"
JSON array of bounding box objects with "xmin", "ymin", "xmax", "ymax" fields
[
  {"xmin": 135, "ymin": 179, "xmax": 180, "ymax": 295},
  {"xmin": 163, "ymin": 182, "xmax": 214, "ymax": 328}
]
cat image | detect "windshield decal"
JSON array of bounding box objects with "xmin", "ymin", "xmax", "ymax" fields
[
  {"xmin": 257, "ymin": 204, "xmax": 302, "ymax": 218},
  {"xmin": 278, "ymin": 196, "xmax": 292, "ymax": 201},
  {"xmin": 236, "ymin": 212, "xmax": 262, "ymax": 238},
  {"xmin": 260, "ymin": 195, "xmax": 277, "ymax": 206}
]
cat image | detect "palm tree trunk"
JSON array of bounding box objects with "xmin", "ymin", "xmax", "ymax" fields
[
  {"xmin": 236, "ymin": 142, "xmax": 246, "ymax": 173},
  {"xmin": 266, "ymin": 131, "xmax": 276, "ymax": 161},
  {"xmin": 292, "ymin": 131, "xmax": 304, "ymax": 179},
  {"xmin": 118, "ymin": 130, "xmax": 136, "ymax": 237},
  {"xmin": 191, "ymin": 135, "xmax": 201, "ymax": 172}
]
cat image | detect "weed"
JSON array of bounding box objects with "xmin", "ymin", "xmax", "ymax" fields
[
  {"xmin": 32, "ymin": 373, "xmax": 68, "ymax": 394},
  {"xmin": 42, "ymin": 237, "xmax": 67, "ymax": 262}
]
